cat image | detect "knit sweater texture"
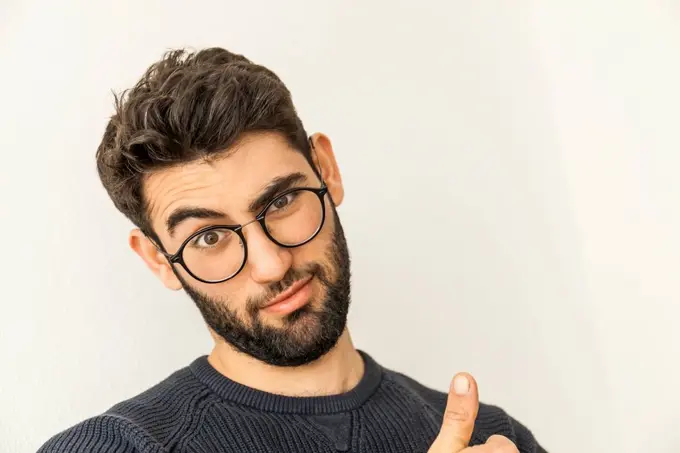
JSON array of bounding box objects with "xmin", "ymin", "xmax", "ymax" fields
[{"xmin": 38, "ymin": 351, "xmax": 546, "ymax": 452}]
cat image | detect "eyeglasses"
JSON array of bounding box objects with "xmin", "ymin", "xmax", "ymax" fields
[{"xmin": 159, "ymin": 184, "xmax": 328, "ymax": 284}]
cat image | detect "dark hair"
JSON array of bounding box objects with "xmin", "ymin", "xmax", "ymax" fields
[{"xmin": 96, "ymin": 47, "xmax": 312, "ymax": 238}]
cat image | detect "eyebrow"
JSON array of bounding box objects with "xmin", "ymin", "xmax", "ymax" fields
[
  {"xmin": 247, "ymin": 172, "xmax": 308, "ymax": 213},
  {"xmin": 166, "ymin": 207, "xmax": 229, "ymax": 237},
  {"xmin": 164, "ymin": 172, "xmax": 309, "ymax": 237}
]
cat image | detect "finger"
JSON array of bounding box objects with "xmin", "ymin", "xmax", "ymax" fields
[
  {"xmin": 428, "ymin": 372, "xmax": 479, "ymax": 453},
  {"xmin": 465, "ymin": 436, "xmax": 517, "ymax": 452},
  {"xmin": 485, "ymin": 435, "xmax": 518, "ymax": 452}
]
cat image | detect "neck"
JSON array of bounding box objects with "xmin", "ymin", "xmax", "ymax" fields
[{"xmin": 207, "ymin": 329, "xmax": 364, "ymax": 397}]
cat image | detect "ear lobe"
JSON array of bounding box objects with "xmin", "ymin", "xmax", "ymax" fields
[
  {"xmin": 129, "ymin": 229, "xmax": 183, "ymax": 291},
  {"xmin": 309, "ymin": 133, "xmax": 344, "ymax": 207}
]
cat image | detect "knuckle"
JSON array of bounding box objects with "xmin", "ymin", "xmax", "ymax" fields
[
  {"xmin": 486, "ymin": 435, "xmax": 519, "ymax": 453},
  {"xmin": 443, "ymin": 407, "xmax": 469, "ymax": 424}
]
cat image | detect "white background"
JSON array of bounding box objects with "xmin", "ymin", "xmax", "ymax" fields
[{"xmin": 1, "ymin": 1, "xmax": 679, "ymax": 452}]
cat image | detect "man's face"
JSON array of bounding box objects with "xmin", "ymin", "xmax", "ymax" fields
[{"xmin": 135, "ymin": 132, "xmax": 351, "ymax": 366}]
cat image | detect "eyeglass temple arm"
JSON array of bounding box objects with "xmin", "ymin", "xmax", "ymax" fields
[{"xmin": 308, "ymin": 136, "xmax": 326, "ymax": 185}]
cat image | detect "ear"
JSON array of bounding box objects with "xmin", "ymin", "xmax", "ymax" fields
[
  {"xmin": 309, "ymin": 133, "xmax": 344, "ymax": 206},
  {"xmin": 129, "ymin": 229, "xmax": 183, "ymax": 291}
]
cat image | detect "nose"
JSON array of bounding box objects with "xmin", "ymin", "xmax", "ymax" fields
[{"xmin": 241, "ymin": 220, "xmax": 292, "ymax": 284}]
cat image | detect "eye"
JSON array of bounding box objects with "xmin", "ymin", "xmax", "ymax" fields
[
  {"xmin": 269, "ymin": 192, "xmax": 297, "ymax": 212},
  {"xmin": 191, "ymin": 229, "xmax": 229, "ymax": 248}
]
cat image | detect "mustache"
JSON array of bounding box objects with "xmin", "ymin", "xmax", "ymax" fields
[{"xmin": 246, "ymin": 263, "xmax": 327, "ymax": 312}]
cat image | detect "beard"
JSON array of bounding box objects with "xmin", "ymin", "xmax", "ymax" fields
[{"xmin": 178, "ymin": 211, "xmax": 352, "ymax": 367}]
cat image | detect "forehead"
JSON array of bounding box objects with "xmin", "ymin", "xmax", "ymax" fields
[{"xmin": 144, "ymin": 132, "xmax": 311, "ymax": 228}]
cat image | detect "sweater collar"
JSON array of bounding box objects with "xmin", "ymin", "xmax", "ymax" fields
[{"xmin": 189, "ymin": 350, "xmax": 383, "ymax": 414}]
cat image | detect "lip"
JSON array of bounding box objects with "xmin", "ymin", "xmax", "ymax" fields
[{"xmin": 261, "ymin": 275, "xmax": 314, "ymax": 313}]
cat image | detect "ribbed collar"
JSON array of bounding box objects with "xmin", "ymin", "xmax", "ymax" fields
[{"xmin": 189, "ymin": 350, "xmax": 383, "ymax": 414}]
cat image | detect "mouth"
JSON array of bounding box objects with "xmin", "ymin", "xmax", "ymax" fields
[{"xmin": 260, "ymin": 275, "xmax": 314, "ymax": 315}]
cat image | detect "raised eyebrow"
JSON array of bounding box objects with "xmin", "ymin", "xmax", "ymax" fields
[
  {"xmin": 165, "ymin": 207, "xmax": 227, "ymax": 237},
  {"xmin": 247, "ymin": 172, "xmax": 308, "ymax": 213},
  {"xmin": 165, "ymin": 172, "xmax": 309, "ymax": 236}
]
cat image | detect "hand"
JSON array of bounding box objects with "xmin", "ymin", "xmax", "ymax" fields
[{"xmin": 427, "ymin": 373, "xmax": 519, "ymax": 453}]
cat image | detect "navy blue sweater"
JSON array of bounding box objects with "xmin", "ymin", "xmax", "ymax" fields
[{"xmin": 38, "ymin": 351, "xmax": 546, "ymax": 452}]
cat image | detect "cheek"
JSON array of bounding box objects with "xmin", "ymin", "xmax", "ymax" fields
[
  {"xmin": 290, "ymin": 217, "xmax": 336, "ymax": 267},
  {"xmin": 215, "ymin": 278, "xmax": 250, "ymax": 301},
  {"xmin": 186, "ymin": 271, "xmax": 253, "ymax": 308}
]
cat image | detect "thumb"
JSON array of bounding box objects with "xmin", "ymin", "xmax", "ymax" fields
[{"xmin": 428, "ymin": 372, "xmax": 479, "ymax": 453}]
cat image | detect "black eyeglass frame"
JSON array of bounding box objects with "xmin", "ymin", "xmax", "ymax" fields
[{"xmin": 158, "ymin": 184, "xmax": 328, "ymax": 284}]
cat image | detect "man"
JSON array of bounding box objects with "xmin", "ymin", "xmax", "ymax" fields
[{"xmin": 39, "ymin": 47, "xmax": 546, "ymax": 453}]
